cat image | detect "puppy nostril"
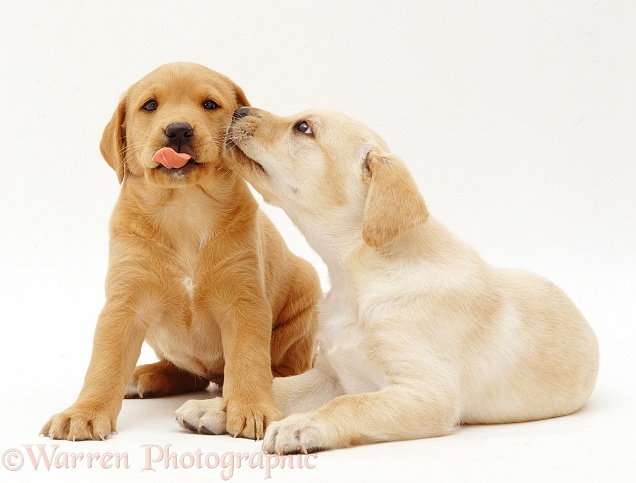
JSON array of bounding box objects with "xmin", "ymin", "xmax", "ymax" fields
[
  {"xmin": 232, "ymin": 107, "xmax": 251, "ymax": 122},
  {"xmin": 165, "ymin": 123, "xmax": 194, "ymax": 143}
]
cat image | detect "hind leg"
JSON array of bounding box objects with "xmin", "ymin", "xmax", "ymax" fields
[
  {"xmin": 125, "ymin": 359, "xmax": 209, "ymax": 399},
  {"xmin": 270, "ymin": 272, "xmax": 320, "ymax": 377},
  {"xmin": 271, "ymin": 309, "xmax": 317, "ymax": 377}
]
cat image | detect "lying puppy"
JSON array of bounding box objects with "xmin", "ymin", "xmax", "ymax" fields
[
  {"xmin": 218, "ymin": 106, "xmax": 598, "ymax": 453},
  {"xmin": 40, "ymin": 63, "xmax": 321, "ymax": 441}
]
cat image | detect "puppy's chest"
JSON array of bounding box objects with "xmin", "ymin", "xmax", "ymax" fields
[
  {"xmin": 319, "ymin": 291, "xmax": 389, "ymax": 394},
  {"xmin": 155, "ymin": 197, "xmax": 218, "ymax": 286},
  {"xmin": 145, "ymin": 203, "xmax": 221, "ymax": 348},
  {"xmin": 143, "ymin": 233, "xmax": 225, "ymax": 376},
  {"xmin": 171, "ymin": 233, "xmax": 213, "ymax": 281}
]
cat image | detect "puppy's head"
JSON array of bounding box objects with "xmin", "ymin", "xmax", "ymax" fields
[
  {"xmin": 226, "ymin": 108, "xmax": 428, "ymax": 248},
  {"xmin": 100, "ymin": 62, "xmax": 249, "ymax": 187}
]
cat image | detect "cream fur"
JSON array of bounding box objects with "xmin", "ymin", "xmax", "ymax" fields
[{"xmin": 222, "ymin": 107, "xmax": 599, "ymax": 454}]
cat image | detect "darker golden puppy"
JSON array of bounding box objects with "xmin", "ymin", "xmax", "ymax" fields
[{"xmin": 40, "ymin": 63, "xmax": 320, "ymax": 441}]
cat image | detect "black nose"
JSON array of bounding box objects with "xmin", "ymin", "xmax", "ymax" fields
[
  {"xmin": 232, "ymin": 107, "xmax": 251, "ymax": 122},
  {"xmin": 164, "ymin": 123, "xmax": 193, "ymax": 148}
]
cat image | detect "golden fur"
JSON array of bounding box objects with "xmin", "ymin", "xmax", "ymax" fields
[
  {"xmin": 178, "ymin": 106, "xmax": 600, "ymax": 453},
  {"xmin": 40, "ymin": 64, "xmax": 320, "ymax": 441}
]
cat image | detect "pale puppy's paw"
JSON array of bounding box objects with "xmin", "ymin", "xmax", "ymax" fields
[
  {"xmin": 262, "ymin": 413, "xmax": 338, "ymax": 454},
  {"xmin": 174, "ymin": 397, "xmax": 227, "ymax": 435}
]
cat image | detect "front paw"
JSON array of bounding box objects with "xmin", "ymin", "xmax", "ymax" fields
[
  {"xmin": 40, "ymin": 403, "xmax": 116, "ymax": 441},
  {"xmin": 175, "ymin": 397, "xmax": 227, "ymax": 435},
  {"xmin": 262, "ymin": 413, "xmax": 336, "ymax": 454},
  {"xmin": 175, "ymin": 396, "xmax": 283, "ymax": 440},
  {"xmin": 225, "ymin": 396, "xmax": 283, "ymax": 440}
]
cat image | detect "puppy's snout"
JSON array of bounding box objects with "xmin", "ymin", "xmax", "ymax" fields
[
  {"xmin": 164, "ymin": 123, "xmax": 194, "ymax": 148},
  {"xmin": 232, "ymin": 107, "xmax": 251, "ymax": 122}
]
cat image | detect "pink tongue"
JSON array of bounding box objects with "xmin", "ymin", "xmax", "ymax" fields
[{"xmin": 152, "ymin": 147, "xmax": 192, "ymax": 169}]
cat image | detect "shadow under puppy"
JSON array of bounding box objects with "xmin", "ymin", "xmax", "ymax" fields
[
  {"xmin": 40, "ymin": 63, "xmax": 321, "ymax": 441},
  {"xmin": 198, "ymin": 106, "xmax": 600, "ymax": 454}
]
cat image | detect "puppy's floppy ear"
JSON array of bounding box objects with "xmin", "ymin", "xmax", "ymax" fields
[
  {"xmin": 362, "ymin": 150, "xmax": 429, "ymax": 248},
  {"xmin": 232, "ymin": 82, "xmax": 250, "ymax": 108},
  {"xmin": 99, "ymin": 96, "xmax": 127, "ymax": 184}
]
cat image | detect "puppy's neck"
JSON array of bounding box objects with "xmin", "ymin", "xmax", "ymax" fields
[
  {"xmin": 286, "ymin": 207, "xmax": 364, "ymax": 277},
  {"xmin": 118, "ymin": 168, "xmax": 258, "ymax": 236}
]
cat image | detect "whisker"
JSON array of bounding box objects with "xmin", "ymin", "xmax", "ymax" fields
[{"xmin": 105, "ymin": 121, "xmax": 240, "ymax": 161}]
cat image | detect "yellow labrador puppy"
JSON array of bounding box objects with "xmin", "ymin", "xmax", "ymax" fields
[
  {"xmin": 220, "ymin": 107, "xmax": 599, "ymax": 453},
  {"xmin": 40, "ymin": 64, "xmax": 320, "ymax": 441}
]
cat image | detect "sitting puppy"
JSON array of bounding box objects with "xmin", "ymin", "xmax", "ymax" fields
[
  {"xmin": 40, "ymin": 64, "xmax": 321, "ymax": 441},
  {"xmin": 215, "ymin": 106, "xmax": 598, "ymax": 453}
]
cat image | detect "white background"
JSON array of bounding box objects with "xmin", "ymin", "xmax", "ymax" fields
[{"xmin": 1, "ymin": 1, "xmax": 634, "ymax": 481}]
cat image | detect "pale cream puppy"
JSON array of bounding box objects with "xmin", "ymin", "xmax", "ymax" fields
[{"xmin": 179, "ymin": 106, "xmax": 599, "ymax": 453}]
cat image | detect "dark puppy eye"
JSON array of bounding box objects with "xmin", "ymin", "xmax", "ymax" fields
[
  {"xmin": 295, "ymin": 121, "xmax": 313, "ymax": 135},
  {"xmin": 142, "ymin": 100, "xmax": 158, "ymax": 112},
  {"xmin": 203, "ymin": 100, "xmax": 219, "ymax": 110}
]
